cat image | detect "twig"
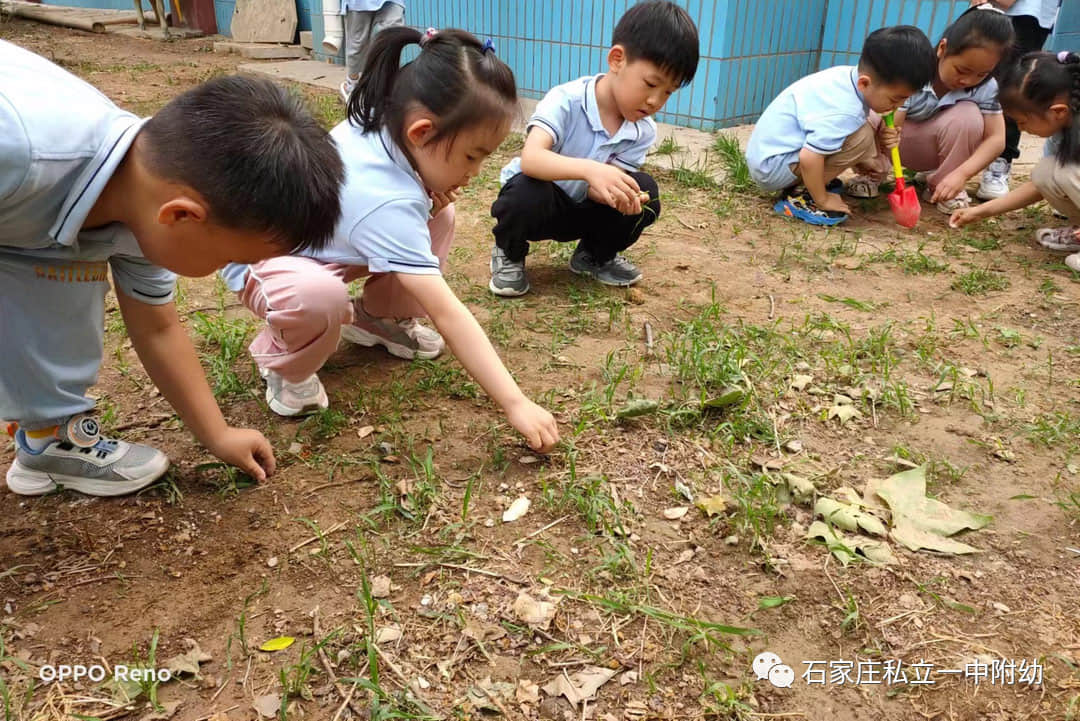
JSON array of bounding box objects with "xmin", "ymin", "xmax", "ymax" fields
[
  {"xmin": 643, "ymin": 321, "xmax": 654, "ymax": 356},
  {"xmin": 65, "ymin": 574, "xmax": 143, "ymax": 589},
  {"xmin": 477, "ymin": 682, "xmax": 513, "ymax": 717},
  {"xmin": 110, "ymin": 414, "xmax": 174, "ymax": 433},
  {"xmin": 305, "ymin": 477, "xmax": 370, "ymax": 496},
  {"xmin": 675, "ymin": 215, "xmax": 698, "ymax": 231},
  {"xmin": 195, "ymin": 706, "xmax": 237, "ymax": 721},
  {"xmin": 373, "ymin": 644, "xmax": 444, "ymax": 716},
  {"xmin": 768, "ymin": 294, "xmax": 775, "ymax": 320},
  {"xmin": 513, "ymin": 516, "xmax": 569, "ymax": 547},
  {"xmin": 332, "ymin": 682, "xmax": 357, "ymax": 721},
  {"xmin": 1066, "ymin": 547, "xmax": 1080, "ymax": 555},
  {"xmin": 392, "ymin": 562, "xmax": 527, "ymax": 585},
  {"xmin": 312, "ymin": 606, "xmax": 363, "ymax": 716},
  {"xmin": 289, "ymin": 520, "xmax": 349, "ymax": 553}
]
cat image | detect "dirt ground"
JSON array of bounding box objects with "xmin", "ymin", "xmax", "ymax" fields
[{"xmin": 1, "ymin": 18, "xmax": 1078, "ymax": 721}]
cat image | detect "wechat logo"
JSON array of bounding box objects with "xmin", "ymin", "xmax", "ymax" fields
[{"xmin": 753, "ymin": 651, "xmax": 795, "ymax": 688}]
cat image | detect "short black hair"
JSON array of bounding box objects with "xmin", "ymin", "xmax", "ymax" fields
[
  {"xmin": 612, "ymin": 1, "xmax": 699, "ymax": 87},
  {"xmin": 860, "ymin": 25, "xmax": 936, "ymax": 91},
  {"xmin": 349, "ymin": 27, "xmax": 517, "ymax": 152},
  {"xmin": 139, "ymin": 75, "xmax": 343, "ymax": 254},
  {"xmin": 942, "ymin": 4, "xmax": 1014, "ymax": 57}
]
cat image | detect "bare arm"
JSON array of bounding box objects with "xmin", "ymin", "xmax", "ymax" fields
[
  {"xmin": 395, "ymin": 272, "xmax": 559, "ymax": 452},
  {"xmin": 117, "ymin": 290, "xmax": 275, "ymax": 481},
  {"xmin": 949, "ymin": 180, "xmax": 1044, "ymax": 226}
]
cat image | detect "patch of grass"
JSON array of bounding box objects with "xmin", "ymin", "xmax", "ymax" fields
[
  {"xmin": 1025, "ymin": 412, "xmax": 1080, "ymax": 450},
  {"xmin": 410, "ymin": 359, "xmax": 479, "ymax": 399},
  {"xmin": 195, "ymin": 462, "xmax": 258, "ymax": 497},
  {"xmin": 900, "ymin": 246, "xmax": 949, "ymax": 275},
  {"xmin": 653, "ymin": 135, "xmax": 683, "ymax": 156},
  {"xmin": 672, "ymin": 162, "xmax": 719, "ymax": 190},
  {"xmin": 818, "ymin": 294, "xmax": 881, "ymax": 312},
  {"xmin": 299, "ymin": 407, "xmax": 349, "ymax": 443},
  {"xmin": 723, "ymin": 466, "xmax": 783, "ymax": 549},
  {"xmin": 712, "ymin": 133, "xmax": 753, "ymax": 193},
  {"xmin": 301, "ymin": 88, "xmax": 346, "ymax": 130},
  {"xmin": 951, "ymin": 268, "xmax": 1010, "ymax": 295},
  {"xmin": 192, "ymin": 312, "xmax": 255, "ymax": 398}
]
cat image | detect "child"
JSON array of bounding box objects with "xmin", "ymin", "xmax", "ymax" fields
[
  {"xmin": 488, "ymin": 0, "xmax": 699, "ymax": 297},
  {"xmin": 747, "ymin": 26, "xmax": 936, "ymax": 226},
  {"xmin": 0, "ymin": 41, "xmax": 344, "ymax": 496},
  {"xmin": 221, "ymin": 28, "xmax": 560, "ymax": 453},
  {"xmin": 949, "ymin": 51, "xmax": 1080, "ymax": 270},
  {"xmin": 337, "ymin": 0, "xmax": 405, "ymax": 104},
  {"xmin": 974, "ymin": 0, "xmax": 1063, "ymax": 199},
  {"xmin": 875, "ymin": 5, "xmax": 1014, "ymax": 214}
]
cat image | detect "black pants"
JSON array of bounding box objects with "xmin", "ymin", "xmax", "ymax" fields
[
  {"xmin": 491, "ymin": 171, "xmax": 660, "ymax": 264},
  {"xmin": 1001, "ymin": 15, "xmax": 1052, "ymax": 162}
]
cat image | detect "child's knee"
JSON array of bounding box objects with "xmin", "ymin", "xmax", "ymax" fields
[{"xmin": 282, "ymin": 270, "xmax": 351, "ymax": 327}]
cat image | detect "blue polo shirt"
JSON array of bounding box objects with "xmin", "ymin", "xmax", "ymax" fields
[
  {"xmin": 500, "ymin": 74, "xmax": 658, "ymax": 203},
  {"xmin": 902, "ymin": 78, "xmax": 1002, "ymax": 123},
  {"xmin": 222, "ymin": 123, "xmax": 440, "ymax": 291},
  {"xmin": 746, "ymin": 65, "xmax": 870, "ymax": 191},
  {"xmin": 0, "ymin": 39, "xmax": 176, "ymax": 304}
]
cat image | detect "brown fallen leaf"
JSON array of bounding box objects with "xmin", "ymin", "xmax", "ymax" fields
[{"xmin": 542, "ymin": 666, "xmax": 618, "ymax": 706}]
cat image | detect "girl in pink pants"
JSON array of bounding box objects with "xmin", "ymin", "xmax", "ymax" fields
[{"xmin": 220, "ymin": 26, "xmax": 560, "ymax": 453}]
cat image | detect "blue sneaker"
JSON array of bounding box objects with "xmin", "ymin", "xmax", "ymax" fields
[{"xmin": 773, "ymin": 190, "xmax": 848, "ymax": 227}]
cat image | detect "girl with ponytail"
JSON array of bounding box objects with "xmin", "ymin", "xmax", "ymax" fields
[
  {"xmin": 950, "ymin": 51, "xmax": 1080, "ymax": 272},
  {"xmin": 223, "ymin": 27, "xmax": 560, "ymax": 453}
]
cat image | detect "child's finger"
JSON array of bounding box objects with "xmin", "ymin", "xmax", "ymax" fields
[
  {"xmin": 242, "ymin": 455, "xmax": 267, "ymax": 483},
  {"xmin": 256, "ymin": 440, "xmax": 276, "ymax": 477}
]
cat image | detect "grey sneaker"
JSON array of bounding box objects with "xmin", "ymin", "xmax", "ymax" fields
[
  {"xmin": 341, "ymin": 302, "xmax": 444, "ymax": 360},
  {"xmin": 489, "ymin": 245, "xmax": 529, "ymax": 297},
  {"xmin": 569, "ymin": 247, "xmax": 642, "ymax": 286},
  {"xmin": 263, "ymin": 368, "xmax": 329, "ymax": 417},
  {"xmin": 6, "ymin": 423, "xmax": 168, "ymax": 497}
]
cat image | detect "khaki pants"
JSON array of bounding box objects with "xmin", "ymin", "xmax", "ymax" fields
[
  {"xmin": 1031, "ymin": 155, "xmax": 1080, "ymax": 224},
  {"xmin": 791, "ymin": 122, "xmax": 878, "ymax": 182}
]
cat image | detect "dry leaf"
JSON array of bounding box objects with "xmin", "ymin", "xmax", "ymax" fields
[
  {"xmin": 502, "ymin": 496, "xmax": 531, "ymax": 522},
  {"xmin": 663, "ymin": 506, "xmax": 689, "ymax": 520},
  {"xmin": 357, "ymin": 425, "xmax": 375, "ymax": 439},
  {"xmin": 139, "ymin": 700, "xmax": 181, "ymax": 721},
  {"xmin": 252, "ymin": 694, "xmax": 280, "ymax": 718},
  {"xmin": 827, "ymin": 404, "xmax": 862, "ymax": 425},
  {"xmin": 371, "ymin": 575, "xmax": 392, "ymax": 598},
  {"xmin": 790, "ymin": 374, "xmax": 813, "ymax": 391},
  {"xmin": 375, "ymin": 626, "xmax": 402, "ymax": 643},
  {"xmin": 519, "ymin": 455, "xmax": 539, "ymax": 465},
  {"xmin": 516, "ymin": 679, "xmax": 540, "ymax": 705},
  {"xmin": 695, "ymin": 495, "xmax": 729, "ymax": 517},
  {"xmin": 513, "ymin": 592, "xmax": 558, "ymax": 629},
  {"xmin": 164, "ymin": 640, "xmax": 212, "ymax": 677},
  {"xmin": 542, "ymin": 666, "xmax": 618, "ymax": 706}
]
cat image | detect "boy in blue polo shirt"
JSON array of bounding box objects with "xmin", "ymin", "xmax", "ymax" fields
[
  {"xmin": 488, "ymin": 0, "xmax": 699, "ymax": 296},
  {"xmin": 0, "ymin": 41, "xmax": 343, "ymax": 496},
  {"xmin": 746, "ymin": 25, "xmax": 936, "ymax": 226}
]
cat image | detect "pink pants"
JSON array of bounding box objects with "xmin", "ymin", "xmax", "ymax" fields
[
  {"xmin": 238, "ymin": 205, "xmax": 455, "ymax": 383},
  {"xmin": 891, "ymin": 102, "xmax": 985, "ymax": 193}
]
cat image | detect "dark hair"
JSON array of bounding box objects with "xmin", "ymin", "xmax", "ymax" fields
[
  {"xmin": 941, "ymin": 4, "xmax": 1014, "ymax": 58},
  {"xmin": 612, "ymin": 0, "xmax": 699, "ymax": 87},
  {"xmin": 999, "ymin": 51, "xmax": 1080, "ymax": 165},
  {"xmin": 859, "ymin": 25, "xmax": 936, "ymax": 91},
  {"xmin": 139, "ymin": 76, "xmax": 342, "ymax": 254},
  {"xmin": 348, "ymin": 27, "xmax": 517, "ymax": 152}
]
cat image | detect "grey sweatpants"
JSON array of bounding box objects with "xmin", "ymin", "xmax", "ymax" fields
[{"xmin": 344, "ymin": 2, "xmax": 405, "ymax": 79}]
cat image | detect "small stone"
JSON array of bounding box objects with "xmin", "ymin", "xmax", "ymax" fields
[
  {"xmin": 784, "ymin": 439, "xmax": 803, "ymax": 453},
  {"xmin": 420, "ymin": 594, "xmax": 433, "ymax": 607},
  {"xmin": 267, "ymin": 557, "xmax": 278, "ymax": 568}
]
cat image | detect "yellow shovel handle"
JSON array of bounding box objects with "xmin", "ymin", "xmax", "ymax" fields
[{"xmin": 884, "ymin": 112, "xmax": 903, "ymax": 181}]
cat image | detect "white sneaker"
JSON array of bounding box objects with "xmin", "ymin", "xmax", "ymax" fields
[
  {"xmin": 262, "ymin": 369, "xmax": 329, "ymax": 417},
  {"xmin": 845, "ymin": 174, "xmax": 880, "ymax": 199},
  {"xmin": 977, "ymin": 158, "xmax": 1011, "ymax": 200},
  {"xmin": 1035, "ymin": 226, "xmax": 1080, "ymax": 253},
  {"xmin": 1066, "ymin": 253, "xmax": 1080, "ymax": 273},
  {"xmin": 925, "ymin": 188, "xmax": 971, "ymax": 215}
]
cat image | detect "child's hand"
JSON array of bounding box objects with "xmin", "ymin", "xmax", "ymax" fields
[
  {"xmin": 429, "ymin": 188, "xmax": 460, "ymax": 217},
  {"xmin": 505, "ymin": 398, "xmax": 560, "ymax": 453},
  {"xmin": 878, "ymin": 123, "xmax": 901, "ymax": 151},
  {"xmin": 930, "ymin": 171, "xmax": 968, "ymax": 204},
  {"xmin": 586, "ymin": 163, "xmax": 642, "ymax": 215},
  {"xmin": 819, "ymin": 192, "xmax": 851, "ymax": 215},
  {"xmin": 948, "ymin": 206, "xmax": 983, "ymax": 229},
  {"xmin": 208, "ymin": 427, "xmax": 276, "ymax": 482}
]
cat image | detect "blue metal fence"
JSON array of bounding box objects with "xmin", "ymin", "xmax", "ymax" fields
[{"xmin": 37, "ymin": 0, "xmax": 1080, "ymax": 129}]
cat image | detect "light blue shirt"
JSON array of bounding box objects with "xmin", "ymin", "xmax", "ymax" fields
[
  {"xmin": 222, "ymin": 123, "xmax": 439, "ymax": 291},
  {"xmin": 500, "ymin": 74, "xmax": 657, "ymax": 203},
  {"xmin": 0, "ymin": 39, "xmax": 175, "ymax": 304},
  {"xmin": 1004, "ymin": 0, "xmax": 1061, "ymax": 29},
  {"xmin": 746, "ymin": 66, "xmax": 869, "ymax": 186},
  {"xmin": 902, "ymin": 78, "xmax": 1001, "ymax": 123},
  {"xmin": 340, "ymin": 0, "xmax": 402, "ymax": 14}
]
